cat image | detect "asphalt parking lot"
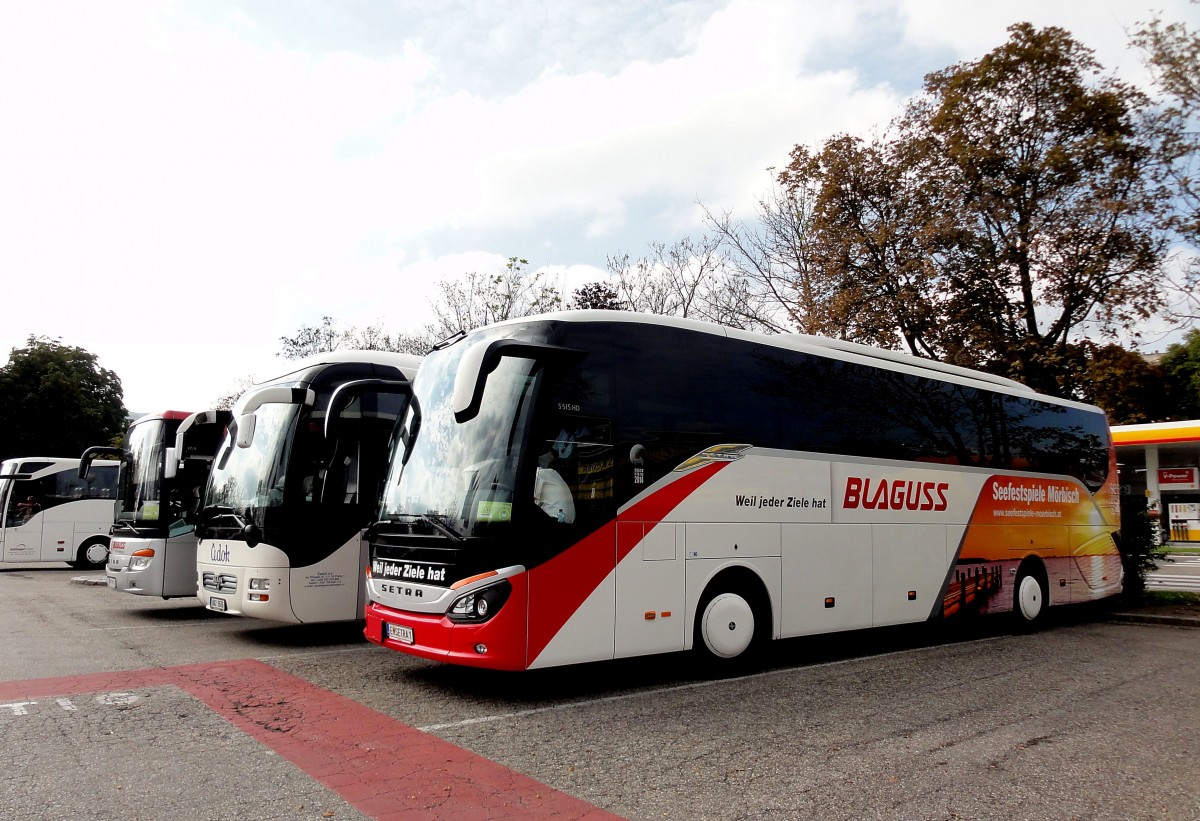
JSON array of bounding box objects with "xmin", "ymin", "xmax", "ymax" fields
[{"xmin": 3, "ymin": 565, "xmax": 1200, "ymax": 821}]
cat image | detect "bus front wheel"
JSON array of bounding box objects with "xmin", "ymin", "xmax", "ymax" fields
[
  {"xmin": 70, "ymin": 538, "xmax": 109, "ymax": 570},
  {"xmin": 694, "ymin": 579, "xmax": 768, "ymax": 668}
]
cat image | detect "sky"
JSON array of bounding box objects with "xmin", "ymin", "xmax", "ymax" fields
[{"xmin": 2, "ymin": 0, "xmax": 1198, "ymax": 414}]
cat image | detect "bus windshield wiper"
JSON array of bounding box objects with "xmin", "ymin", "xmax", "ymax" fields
[
  {"xmin": 416, "ymin": 513, "xmax": 464, "ymax": 543},
  {"xmin": 112, "ymin": 520, "xmax": 153, "ymax": 537},
  {"xmin": 201, "ymin": 505, "xmax": 248, "ymax": 530}
]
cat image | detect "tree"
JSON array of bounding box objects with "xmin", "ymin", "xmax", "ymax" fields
[
  {"xmin": 276, "ymin": 256, "xmax": 556, "ymax": 362},
  {"xmin": 428, "ymin": 256, "xmax": 562, "ymax": 338},
  {"xmin": 278, "ymin": 316, "xmax": 431, "ymax": 360},
  {"xmin": 605, "ymin": 236, "xmax": 767, "ymax": 328},
  {"xmin": 1059, "ymin": 342, "xmax": 1172, "ymax": 424},
  {"xmin": 1132, "ymin": 16, "xmax": 1200, "ymax": 321},
  {"xmin": 214, "ymin": 375, "xmax": 257, "ymax": 411},
  {"xmin": 1160, "ymin": 328, "xmax": 1200, "ymax": 418},
  {"xmin": 0, "ymin": 337, "xmax": 127, "ymax": 462},
  {"xmin": 905, "ymin": 24, "xmax": 1169, "ymax": 391},
  {"xmin": 771, "ymin": 25, "xmax": 1172, "ymax": 396},
  {"xmin": 702, "ymin": 176, "xmax": 828, "ymax": 335},
  {"xmin": 778, "ymin": 135, "xmax": 944, "ymax": 351},
  {"xmin": 278, "ymin": 316, "xmax": 343, "ymax": 359},
  {"xmin": 569, "ymin": 281, "xmax": 624, "ymax": 311}
]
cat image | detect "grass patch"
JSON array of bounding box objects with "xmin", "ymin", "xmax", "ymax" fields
[
  {"xmin": 1166, "ymin": 546, "xmax": 1200, "ymax": 555},
  {"xmin": 1143, "ymin": 590, "xmax": 1200, "ymax": 606}
]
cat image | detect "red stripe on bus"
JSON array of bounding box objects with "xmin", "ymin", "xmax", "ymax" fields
[
  {"xmin": 527, "ymin": 462, "xmax": 728, "ymax": 663},
  {"xmin": 0, "ymin": 659, "xmax": 618, "ymax": 820}
]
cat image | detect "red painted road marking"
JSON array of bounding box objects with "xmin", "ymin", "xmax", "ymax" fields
[{"xmin": 0, "ymin": 660, "xmax": 620, "ymax": 820}]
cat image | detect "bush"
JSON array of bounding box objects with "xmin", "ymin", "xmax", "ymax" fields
[{"xmin": 1117, "ymin": 493, "xmax": 1169, "ymax": 601}]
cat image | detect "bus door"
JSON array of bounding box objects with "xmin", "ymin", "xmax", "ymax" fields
[
  {"xmin": 2, "ymin": 463, "xmax": 50, "ymax": 562},
  {"xmin": 530, "ymin": 411, "xmax": 619, "ymax": 666}
]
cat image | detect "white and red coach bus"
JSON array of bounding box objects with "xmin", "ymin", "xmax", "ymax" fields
[{"xmin": 364, "ymin": 312, "xmax": 1121, "ymax": 670}]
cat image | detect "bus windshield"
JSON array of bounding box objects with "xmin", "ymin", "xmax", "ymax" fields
[
  {"xmin": 206, "ymin": 402, "xmax": 300, "ymax": 524},
  {"xmin": 117, "ymin": 418, "xmax": 167, "ymax": 523},
  {"xmin": 380, "ymin": 342, "xmax": 540, "ymax": 536}
]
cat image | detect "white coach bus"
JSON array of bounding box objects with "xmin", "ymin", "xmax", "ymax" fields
[
  {"xmin": 0, "ymin": 457, "xmax": 118, "ymax": 568},
  {"xmin": 79, "ymin": 409, "xmax": 231, "ymax": 598},
  {"xmin": 196, "ymin": 351, "xmax": 420, "ymax": 624},
  {"xmin": 363, "ymin": 311, "xmax": 1121, "ymax": 671}
]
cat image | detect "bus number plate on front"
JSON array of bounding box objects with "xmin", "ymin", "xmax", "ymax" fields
[
  {"xmin": 209, "ymin": 597, "xmax": 227, "ymax": 612},
  {"xmin": 106, "ymin": 576, "xmax": 116, "ymax": 588},
  {"xmin": 387, "ymin": 623, "xmax": 414, "ymax": 644}
]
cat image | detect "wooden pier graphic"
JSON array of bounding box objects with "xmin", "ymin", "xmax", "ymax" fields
[{"xmin": 944, "ymin": 563, "xmax": 1004, "ymax": 618}]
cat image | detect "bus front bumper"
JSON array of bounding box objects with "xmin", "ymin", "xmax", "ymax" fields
[{"xmin": 365, "ymin": 598, "xmax": 527, "ymax": 671}]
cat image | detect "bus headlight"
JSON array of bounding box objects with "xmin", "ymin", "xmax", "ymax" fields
[
  {"xmin": 248, "ymin": 578, "xmax": 271, "ymax": 591},
  {"xmin": 130, "ymin": 549, "xmax": 154, "ymax": 571},
  {"xmin": 448, "ymin": 580, "xmax": 511, "ymax": 623}
]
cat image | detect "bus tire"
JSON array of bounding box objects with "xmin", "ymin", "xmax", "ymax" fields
[
  {"xmin": 70, "ymin": 537, "xmax": 109, "ymax": 570},
  {"xmin": 1012, "ymin": 560, "xmax": 1048, "ymax": 629},
  {"xmin": 694, "ymin": 574, "xmax": 769, "ymax": 667}
]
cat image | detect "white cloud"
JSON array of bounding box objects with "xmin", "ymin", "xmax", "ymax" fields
[{"xmin": 1, "ymin": 0, "xmax": 1196, "ymax": 413}]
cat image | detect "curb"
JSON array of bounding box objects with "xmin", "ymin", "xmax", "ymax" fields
[
  {"xmin": 71, "ymin": 575, "xmax": 108, "ymax": 586},
  {"xmin": 1108, "ymin": 612, "xmax": 1200, "ymax": 628}
]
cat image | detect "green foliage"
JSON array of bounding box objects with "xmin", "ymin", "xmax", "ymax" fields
[
  {"xmin": 1060, "ymin": 342, "xmax": 1172, "ymax": 424},
  {"xmin": 1143, "ymin": 590, "xmax": 1200, "ymax": 604},
  {"xmin": 569, "ymin": 281, "xmax": 624, "ymax": 311},
  {"xmin": 1159, "ymin": 328, "xmax": 1200, "ymax": 418},
  {"xmin": 1117, "ymin": 492, "xmax": 1169, "ymax": 601},
  {"xmin": 0, "ymin": 336, "xmax": 127, "ymax": 463}
]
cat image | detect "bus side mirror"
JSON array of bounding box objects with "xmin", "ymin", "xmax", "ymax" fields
[
  {"xmin": 236, "ymin": 415, "xmax": 257, "ymax": 448},
  {"xmin": 163, "ymin": 447, "xmax": 179, "ymax": 479}
]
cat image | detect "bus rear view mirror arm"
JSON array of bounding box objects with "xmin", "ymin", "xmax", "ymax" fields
[
  {"xmin": 236, "ymin": 388, "xmax": 315, "ymax": 448},
  {"xmin": 452, "ymin": 340, "xmax": 582, "ymax": 424},
  {"xmin": 78, "ymin": 446, "xmax": 122, "ymax": 479},
  {"xmin": 324, "ymin": 379, "xmax": 412, "ymax": 441}
]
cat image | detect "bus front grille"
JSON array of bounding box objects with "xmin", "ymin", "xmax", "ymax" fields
[{"xmin": 202, "ymin": 572, "xmax": 237, "ymax": 593}]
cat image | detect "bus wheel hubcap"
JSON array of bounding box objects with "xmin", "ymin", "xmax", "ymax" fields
[
  {"xmin": 702, "ymin": 593, "xmax": 754, "ymax": 658},
  {"xmin": 85, "ymin": 543, "xmax": 108, "ymax": 564},
  {"xmin": 1017, "ymin": 576, "xmax": 1042, "ymax": 621}
]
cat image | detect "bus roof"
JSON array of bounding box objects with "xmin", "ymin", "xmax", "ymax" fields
[
  {"xmin": 0, "ymin": 457, "xmax": 119, "ymax": 475},
  {"xmin": 254, "ymin": 350, "xmax": 422, "ymax": 388},
  {"xmin": 474, "ymin": 310, "xmax": 1098, "ymax": 413}
]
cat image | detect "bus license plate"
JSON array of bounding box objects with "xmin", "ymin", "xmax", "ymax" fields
[
  {"xmin": 106, "ymin": 576, "xmax": 116, "ymax": 588},
  {"xmin": 387, "ymin": 623, "xmax": 414, "ymax": 644},
  {"xmin": 209, "ymin": 597, "xmax": 227, "ymax": 612}
]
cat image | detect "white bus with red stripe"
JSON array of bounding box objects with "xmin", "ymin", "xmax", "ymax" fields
[
  {"xmin": 196, "ymin": 351, "xmax": 420, "ymax": 624},
  {"xmin": 364, "ymin": 312, "xmax": 1120, "ymax": 670},
  {"xmin": 79, "ymin": 409, "xmax": 231, "ymax": 598}
]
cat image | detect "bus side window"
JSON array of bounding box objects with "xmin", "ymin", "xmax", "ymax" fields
[{"xmin": 14, "ymin": 495, "xmax": 41, "ymax": 523}]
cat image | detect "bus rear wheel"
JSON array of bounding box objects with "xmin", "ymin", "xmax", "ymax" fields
[
  {"xmin": 70, "ymin": 538, "xmax": 109, "ymax": 570},
  {"xmin": 1013, "ymin": 563, "xmax": 1048, "ymax": 629}
]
